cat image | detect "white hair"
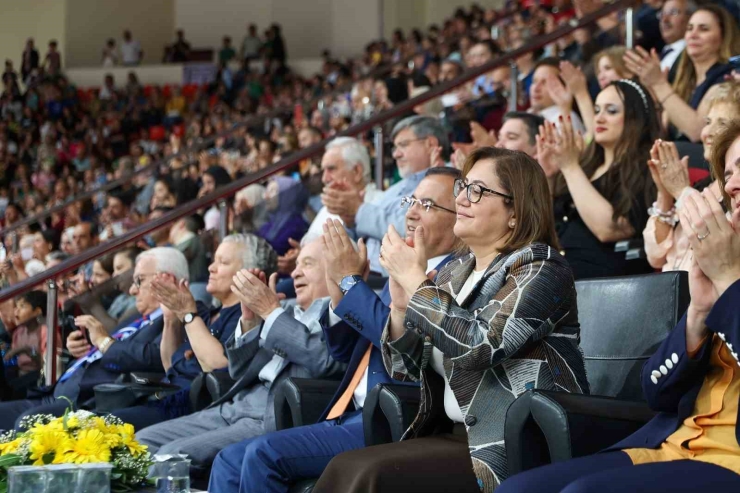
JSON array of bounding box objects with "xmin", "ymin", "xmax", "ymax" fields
[
  {"xmin": 325, "ymin": 136, "xmax": 371, "ymax": 184},
  {"xmin": 221, "ymin": 233, "xmax": 278, "ymax": 276},
  {"xmin": 136, "ymin": 247, "xmax": 189, "ymax": 281}
]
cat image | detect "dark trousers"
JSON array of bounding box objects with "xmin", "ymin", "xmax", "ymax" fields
[
  {"xmin": 209, "ymin": 411, "xmax": 365, "ymax": 493},
  {"xmin": 497, "ymin": 451, "xmax": 740, "ymax": 493},
  {"xmin": 111, "ymin": 404, "xmax": 171, "ymax": 431},
  {"xmin": 0, "ymin": 397, "xmax": 67, "ymax": 431},
  {"xmin": 313, "ymin": 431, "xmax": 481, "ymax": 493}
]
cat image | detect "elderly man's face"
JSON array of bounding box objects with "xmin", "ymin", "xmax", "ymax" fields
[
  {"xmin": 321, "ymin": 146, "xmax": 363, "ymax": 187},
  {"xmin": 291, "ymin": 240, "xmax": 329, "ymax": 310},
  {"xmin": 391, "ymin": 128, "xmax": 433, "ymax": 178},
  {"xmin": 129, "ymin": 256, "xmax": 159, "ymax": 316}
]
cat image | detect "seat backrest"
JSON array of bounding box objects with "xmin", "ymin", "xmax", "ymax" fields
[{"xmin": 575, "ymin": 271, "xmax": 689, "ymax": 400}]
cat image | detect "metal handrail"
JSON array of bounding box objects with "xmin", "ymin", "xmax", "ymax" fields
[
  {"xmin": 0, "ymin": 0, "xmax": 635, "ymax": 305},
  {"xmin": 2, "ymin": 7, "xmax": 519, "ymax": 238}
]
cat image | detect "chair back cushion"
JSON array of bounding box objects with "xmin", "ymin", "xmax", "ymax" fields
[{"xmin": 575, "ymin": 272, "xmax": 689, "ymax": 400}]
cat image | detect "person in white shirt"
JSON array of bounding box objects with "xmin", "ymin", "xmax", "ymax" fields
[
  {"xmin": 657, "ymin": 0, "xmax": 694, "ymax": 72},
  {"xmin": 120, "ymin": 30, "xmax": 143, "ymax": 66},
  {"xmin": 528, "ymin": 58, "xmax": 586, "ymax": 134}
]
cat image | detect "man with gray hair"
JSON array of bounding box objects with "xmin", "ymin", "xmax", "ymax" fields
[
  {"xmin": 136, "ymin": 237, "xmax": 346, "ymax": 470},
  {"xmin": 322, "ymin": 115, "xmax": 448, "ymax": 273},
  {"xmin": 0, "ymin": 247, "xmax": 189, "ymax": 430},
  {"xmin": 301, "ymin": 136, "xmax": 382, "ymax": 244}
]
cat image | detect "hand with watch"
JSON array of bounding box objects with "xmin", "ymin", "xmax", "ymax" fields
[
  {"xmin": 321, "ymin": 218, "xmax": 370, "ymax": 300},
  {"xmin": 150, "ymin": 273, "xmax": 198, "ymax": 322}
]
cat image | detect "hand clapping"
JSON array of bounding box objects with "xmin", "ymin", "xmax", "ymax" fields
[
  {"xmin": 150, "ymin": 274, "xmax": 197, "ymax": 320},
  {"xmin": 231, "ymin": 269, "xmax": 283, "ymax": 320},
  {"xmin": 321, "ymin": 219, "xmax": 369, "ymax": 286},
  {"xmin": 379, "ymin": 224, "xmax": 429, "ymax": 297}
]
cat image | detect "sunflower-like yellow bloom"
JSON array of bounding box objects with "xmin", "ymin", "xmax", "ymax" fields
[
  {"xmin": 0, "ymin": 438, "xmax": 25, "ymax": 455},
  {"xmin": 117, "ymin": 423, "xmax": 147, "ymax": 457},
  {"xmin": 63, "ymin": 429, "xmax": 111, "ymax": 464},
  {"xmin": 29, "ymin": 429, "xmax": 71, "ymax": 466}
]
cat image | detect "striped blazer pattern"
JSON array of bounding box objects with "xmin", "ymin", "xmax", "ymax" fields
[{"xmin": 381, "ymin": 243, "xmax": 589, "ymax": 492}]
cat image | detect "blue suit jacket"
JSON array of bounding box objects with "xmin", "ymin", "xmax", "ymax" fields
[
  {"xmin": 610, "ymin": 279, "xmax": 740, "ymax": 451},
  {"xmin": 322, "ymin": 254, "xmax": 455, "ymax": 420}
]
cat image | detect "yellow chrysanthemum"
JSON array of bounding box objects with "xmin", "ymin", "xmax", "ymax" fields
[
  {"xmin": 29, "ymin": 430, "xmax": 70, "ymax": 466},
  {"xmin": 0, "ymin": 438, "xmax": 25, "ymax": 455},
  {"xmin": 118, "ymin": 423, "xmax": 147, "ymax": 457},
  {"xmin": 63, "ymin": 429, "xmax": 111, "ymax": 464}
]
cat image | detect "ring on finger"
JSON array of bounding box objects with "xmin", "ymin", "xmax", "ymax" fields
[{"xmin": 698, "ymin": 230, "xmax": 710, "ymax": 241}]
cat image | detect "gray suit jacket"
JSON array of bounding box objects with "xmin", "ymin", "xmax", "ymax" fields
[{"xmin": 212, "ymin": 298, "xmax": 346, "ymax": 432}]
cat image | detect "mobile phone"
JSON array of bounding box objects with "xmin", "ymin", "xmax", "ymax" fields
[{"xmin": 730, "ymin": 55, "xmax": 740, "ymax": 70}]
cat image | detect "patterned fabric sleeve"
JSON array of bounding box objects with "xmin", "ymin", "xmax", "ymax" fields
[
  {"xmin": 405, "ymin": 249, "xmax": 576, "ymax": 372},
  {"xmin": 380, "ymin": 313, "xmax": 426, "ymax": 382}
]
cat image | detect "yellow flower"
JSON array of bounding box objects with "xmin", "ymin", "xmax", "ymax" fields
[
  {"xmin": 118, "ymin": 423, "xmax": 147, "ymax": 457},
  {"xmin": 29, "ymin": 430, "xmax": 70, "ymax": 466},
  {"xmin": 0, "ymin": 438, "xmax": 25, "ymax": 455},
  {"xmin": 63, "ymin": 429, "xmax": 111, "ymax": 464}
]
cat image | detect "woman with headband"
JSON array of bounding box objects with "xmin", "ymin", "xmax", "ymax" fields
[{"xmin": 538, "ymin": 79, "xmax": 660, "ymax": 279}]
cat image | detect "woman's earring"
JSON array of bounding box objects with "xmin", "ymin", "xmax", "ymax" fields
[{"xmin": 508, "ymin": 220, "xmax": 516, "ymax": 229}]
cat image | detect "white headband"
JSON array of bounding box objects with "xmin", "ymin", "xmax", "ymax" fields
[{"xmin": 617, "ymin": 79, "xmax": 650, "ymax": 112}]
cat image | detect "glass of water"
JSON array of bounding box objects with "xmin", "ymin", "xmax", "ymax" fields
[
  {"xmin": 76, "ymin": 463, "xmax": 112, "ymax": 493},
  {"xmin": 8, "ymin": 466, "xmax": 46, "ymax": 493},
  {"xmin": 151, "ymin": 457, "xmax": 191, "ymax": 493},
  {"xmin": 45, "ymin": 464, "xmax": 79, "ymax": 490}
]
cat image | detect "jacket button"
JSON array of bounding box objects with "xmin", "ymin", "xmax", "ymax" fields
[
  {"xmin": 559, "ymin": 250, "xmax": 566, "ymax": 256},
  {"xmin": 562, "ymin": 216, "xmax": 569, "ymax": 222},
  {"xmin": 465, "ymin": 415, "xmax": 477, "ymax": 427}
]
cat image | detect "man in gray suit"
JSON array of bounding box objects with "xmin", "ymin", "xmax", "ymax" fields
[{"xmin": 135, "ymin": 238, "xmax": 346, "ymax": 468}]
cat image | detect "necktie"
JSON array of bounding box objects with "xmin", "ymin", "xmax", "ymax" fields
[
  {"xmin": 660, "ymin": 47, "xmax": 673, "ymax": 61},
  {"xmin": 326, "ymin": 345, "xmax": 372, "ymax": 420}
]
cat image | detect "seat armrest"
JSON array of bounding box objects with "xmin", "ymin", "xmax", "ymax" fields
[
  {"xmin": 363, "ymin": 383, "xmax": 421, "ymax": 446},
  {"xmin": 505, "ymin": 390, "xmax": 656, "ymax": 476},
  {"xmin": 205, "ymin": 371, "xmax": 237, "ymax": 401},
  {"xmin": 274, "ymin": 378, "xmax": 341, "ymax": 431}
]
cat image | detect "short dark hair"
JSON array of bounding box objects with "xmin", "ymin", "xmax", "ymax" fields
[
  {"xmin": 19, "ymin": 290, "xmax": 47, "ymax": 318},
  {"xmin": 182, "ymin": 214, "xmax": 204, "ymax": 233},
  {"xmin": 41, "ymin": 229, "xmax": 60, "ymax": 251},
  {"xmin": 503, "ymin": 112, "xmax": 546, "ymax": 146},
  {"xmin": 425, "ymin": 167, "xmax": 462, "ymax": 180},
  {"xmin": 534, "ymin": 57, "xmax": 561, "ymax": 72},
  {"xmin": 474, "ymin": 39, "xmax": 501, "ymax": 57},
  {"xmin": 95, "ymin": 254, "xmax": 115, "ymax": 275},
  {"xmin": 115, "ymin": 247, "xmax": 143, "ymax": 266}
]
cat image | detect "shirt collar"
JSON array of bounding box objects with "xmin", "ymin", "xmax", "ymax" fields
[{"xmin": 426, "ymin": 253, "xmax": 451, "ymax": 274}]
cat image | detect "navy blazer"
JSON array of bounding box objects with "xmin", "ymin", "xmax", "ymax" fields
[
  {"xmin": 610, "ymin": 279, "xmax": 740, "ymax": 451},
  {"xmin": 324, "ymin": 254, "xmax": 454, "ymax": 420}
]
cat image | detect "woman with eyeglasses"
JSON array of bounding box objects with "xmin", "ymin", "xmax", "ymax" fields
[{"xmin": 314, "ymin": 147, "xmax": 589, "ymax": 493}]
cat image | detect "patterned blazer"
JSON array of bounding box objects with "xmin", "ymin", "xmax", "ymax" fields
[{"xmin": 381, "ymin": 243, "xmax": 589, "ymax": 492}]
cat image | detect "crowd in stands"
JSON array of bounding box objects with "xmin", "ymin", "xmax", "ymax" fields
[{"xmin": 0, "ymin": 0, "xmax": 740, "ymax": 490}]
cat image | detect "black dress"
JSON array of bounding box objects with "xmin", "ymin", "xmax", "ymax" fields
[{"xmin": 553, "ymin": 171, "xmax": 653, "ymax": 280}]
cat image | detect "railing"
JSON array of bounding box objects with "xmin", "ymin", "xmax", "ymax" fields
[
  {"xmin": 2, "ymin": 7, "xmax": 521, "ymax": 239},
  {"xmin": 0, "ymin": 0, "xmax": 636, "ymax": 385}
]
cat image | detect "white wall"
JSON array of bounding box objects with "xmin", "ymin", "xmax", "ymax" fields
[
  {"xmin": 65, "ymin": 0, "xmax": 175, "ymax": 68},
  {"xmin": 174, "ymin": 0, "xmax": 382, "ymax": 60},
  {"xmin": 0, "ymin": 0, "xmax": 67, "ymax": 75},
  {"xmin": 383, "ymin": 0, "xmax": 506, "ymax": 39}
]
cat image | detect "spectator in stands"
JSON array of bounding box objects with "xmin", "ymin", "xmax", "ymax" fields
[
  {"xmin": 120, "ymin": 30, "xmax": 143, "ymax": 66},
  {"xmin": 31, "ymin": 229, "xmax": 59, "ymax": 265},
  {"xmin": 146, "ymin": 207, "xmax": 174, "ymax": 247},
  {"xmin": 625, "ymin": 4, "xmax": 740, "ymax": 142},
  {"xmin": 20, "ymin": 39, "xmax": 39, "ymax": 84},
  {"xmin": 171, "ymin": 30, "xmax": 191, "ymax": 63},
  {"xmin": 498, "ymin": 119, "xmax": 740, "ymax": 493},
  {"xmin": 529, "ymin": 57, "xmax": 586, "ymax": 133},
  {"xmin": 303, "ymin": 137, "xmax": 381, "ymax": 244},
  {"xmin": 200, "ymin": 165, "xmax": 231, "ymax": 231},
  {"xmin": 72, "ymin": 222, "xmax": 98, "ymax": 279},
  {"xmin": 99, "ymin": 74, "xmax": 117, "ymax": 100},
  {"xmin": 137, "ymin": 235, "xmax": 347, "ymax": 470},
  {"xmin": 102, "ymin": 39, "xmax": 119, "ymax": 67},
  {"xmin": 43, "ymin": 40, "xmax": 61, "ymax": 76},
  {"xmin": 541, "ymin": 80, "xmax": 659, "ymax": 279},
  {"xmin": 643, "ymin": 82, "xmax": 740, "ymax": 272},
  {"xmin": 495, "ymin": 111, "xmax": 544, "ymax": 158},
  {"xmin": 657, "ymin": 0, "xmax": 694, "ymax": 72},
  {"xmin": 322, "ymin": 115, "xmax": 448, "ymax": 274},
  {"xmin": 209, "ymin": 168, "xmax": 462, "ymax": 492},
  {"xmin": 241, "ymin": 24, "xmax": 262, "ymax": 64},
  {"xmin": 100, "ymin": 190, "xmax": 136, "ymax": 241},
  {"xmin": 219, "ymin": 36, "xmax": 236, "ymax": 65},
  {"xmin": 594, "ymin": 47, "xmax": 634, "ymax": 89},
  {"xmin": 150, "ymin": 177, "xmax": 178, "ymax": 210},
  {"xmin": 257, "ymin": 177, "xmax": 309, "ymax": 255},
  {"xmin": 168, "ymin": 214, "xmax": 210, "ymax": 304},
  {"xmin": 0, "ymin": 247, "xmax": 184, "ymax": 430},
  {"xmin": 315, "ymin": 147, "xmax": 588, "ymax": 492}
]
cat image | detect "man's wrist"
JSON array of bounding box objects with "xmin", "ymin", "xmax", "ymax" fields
[{"xmin": 258, "ymin": 302, "xmax": 282, "ymax": 320}]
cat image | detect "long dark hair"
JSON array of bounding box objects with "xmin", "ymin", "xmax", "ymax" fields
[{"xmin": 554, "ymin": 80, "xmax": 659, "ymax": 222}]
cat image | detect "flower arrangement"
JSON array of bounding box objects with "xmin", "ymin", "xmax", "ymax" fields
[{"xmin": 0, "ymin": 409, "xmax": 152, "ymax": 492}]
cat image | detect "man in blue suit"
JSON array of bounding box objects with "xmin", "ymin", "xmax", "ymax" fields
[
  {"xmin": 209, "ymin": 167, "xmax": 463, "ymax": 492},
  {"xmin": 0, "ymin": 247, "xmax": 189, "ymax": 430}
]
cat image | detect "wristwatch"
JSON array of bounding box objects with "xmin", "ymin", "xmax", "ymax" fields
[
  {"xmin": 339, "ymin": 275, "xmax": 364, "ymax": 295},
  {"xmin": 182, "ymin": 312, "xmax": 199, "ymax": 325}
]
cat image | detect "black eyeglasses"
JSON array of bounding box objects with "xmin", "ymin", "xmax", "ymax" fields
[
  {"xmin": 133, "ymin": 273, "xmax": 155, "ymax": 288},
  {"xmin": 400, "ymin": 196, "xmax": 456, "ymax": 214},
  {"xmin": 453, "ymin": 179, "xmax": 513, "ymax": 204}
]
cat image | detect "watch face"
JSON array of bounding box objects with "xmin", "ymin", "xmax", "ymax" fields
[{"xmin": 184, "ymin": 313, "xmax": 194, "ymax": 324}]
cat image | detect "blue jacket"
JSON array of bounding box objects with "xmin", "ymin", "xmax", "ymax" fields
[
  {"xmin": 610, "ymin": 279, "xmax": 740, "ymax": 451},
  {"xmin": 322, "ymin": 254, "xmax": 454, "ymax": 420}
]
